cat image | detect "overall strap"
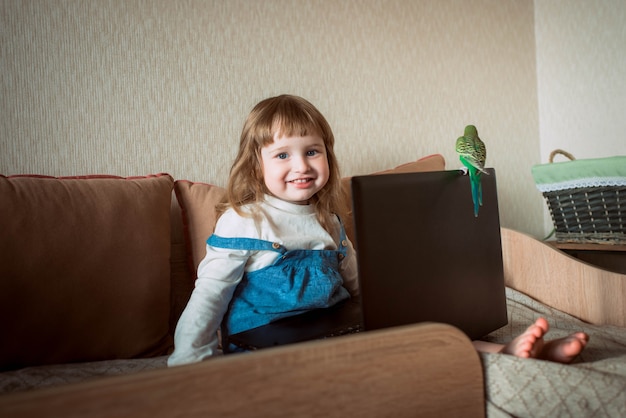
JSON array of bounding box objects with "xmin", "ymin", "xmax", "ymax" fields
[
  {"xmin": 336, "ymin": 215, "xmax": 349, "ymax": 256},
  {"xmin": 207, "ymin": 235, "xmax": 287, "ymax": 254}
]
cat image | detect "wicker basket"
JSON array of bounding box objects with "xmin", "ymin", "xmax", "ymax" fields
[{"xmin": 532, "ymin": 150, "xmax": 626, "ymax": 244}]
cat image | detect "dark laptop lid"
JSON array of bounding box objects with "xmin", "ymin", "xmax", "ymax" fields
[{"xmin": 350, "ymin": 168, "xmax": 507, "ymax": 340}]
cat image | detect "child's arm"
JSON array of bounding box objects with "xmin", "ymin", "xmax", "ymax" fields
[{"xmin": 167, "ymin": 246, "xmax": 248, "ymax": 366}]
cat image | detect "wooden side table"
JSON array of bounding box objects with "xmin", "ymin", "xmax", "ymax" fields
[{"xmin": 546, "ymin": 241, "xmax": 626, "ymax": 275}]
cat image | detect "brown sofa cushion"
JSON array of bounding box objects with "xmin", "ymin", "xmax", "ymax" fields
[
  {"xmin": 176, "ymin": 154, "xmax": 446, "ymax": 275},
  {"xmin": 0, "ymin": 174, "xmax": 174, "ymax": 371}
]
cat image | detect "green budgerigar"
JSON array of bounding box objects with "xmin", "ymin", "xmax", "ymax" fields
[{"xmin": 455, "ymin": 125, "xmax": 488, "ymax": 217}]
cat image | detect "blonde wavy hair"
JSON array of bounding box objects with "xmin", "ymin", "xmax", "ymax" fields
[{"xmin": 218, "ymin": 94, "xmax": 345, "ymax": 233}]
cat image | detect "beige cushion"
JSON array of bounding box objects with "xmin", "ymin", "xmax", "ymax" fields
[
  {"xmin": 0, "ymin": 174, "xmax": 174, "ymax": 371},
  {"xmin": 176, "ymin": 154, "xmax": 446, "ymax": 274},
  {"xmin": 174, "ymin": 180, "xmax": 227, "ymax": 273}
]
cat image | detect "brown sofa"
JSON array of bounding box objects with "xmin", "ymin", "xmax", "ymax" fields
[
  {"xmin": 3, "ymin": 154, "xmax": 626, "ymax": 417},
  {"xmin": 0, "ymin": 154, "xmax": 446, "ymax": 393}
]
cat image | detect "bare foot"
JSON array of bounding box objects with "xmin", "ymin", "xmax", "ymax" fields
[
  {"xmin": 538, "ymin": 332, "xmax": 589, "ymax": 364},
  {"xmin": 499, "ymin": 317, "xmax": 549, "ymax": 358},
  {"xmin": 499, "ymin": 317, "xmax": 589, "ymax": 363}
]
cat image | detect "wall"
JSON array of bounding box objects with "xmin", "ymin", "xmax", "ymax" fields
[
  {"xmin": 2, "ymin": 0, "xmax": 542, "ymax": 236},
  {"xmin": 535, "ymin": 0, "xmax": 626, "ymax": 234}
]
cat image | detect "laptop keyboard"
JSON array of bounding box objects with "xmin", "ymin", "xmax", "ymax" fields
[{"xmin": 324, "ymin": 324, "xmax": 363, "ymax": 338}]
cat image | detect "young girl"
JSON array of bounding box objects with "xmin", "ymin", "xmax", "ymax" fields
[{"xmin": 168, "ymin": 94, "xmax": 588, "ymax": 367}]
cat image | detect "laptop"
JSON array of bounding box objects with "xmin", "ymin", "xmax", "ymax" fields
[{"xmin": 228, "ymin": 169, "xmax": 508, "ymax": 350}]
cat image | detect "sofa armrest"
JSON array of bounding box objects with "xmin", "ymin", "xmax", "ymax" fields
[{"xmin": 0, "ymin": 322, "xmax": 484, "ymax": 418}]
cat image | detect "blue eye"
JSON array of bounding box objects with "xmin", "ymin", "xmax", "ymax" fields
[
  {"xmin": 277, "ymin": 153, "xmax": 288, "ymax": 159},
  {"xmin": 306, "ymin": 150, "xmax": 318, "ymax": 157}
]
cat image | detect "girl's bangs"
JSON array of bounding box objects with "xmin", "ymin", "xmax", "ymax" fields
[{"xmin": 271, "ymin": 116, "xmax": 323, "ymax": 142}]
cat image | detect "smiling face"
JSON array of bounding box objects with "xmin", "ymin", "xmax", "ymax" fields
[{"xmin": 260, "ymin": 132, "xmax": 330, "ymax": 205}]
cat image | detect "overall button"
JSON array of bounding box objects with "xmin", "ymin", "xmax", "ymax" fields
[{"xmin": 272, "ymin": 242, "xmax": 281, "ymax": 249}]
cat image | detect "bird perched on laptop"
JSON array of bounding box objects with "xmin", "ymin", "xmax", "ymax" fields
[{"xmin": 455, "ymin": 125, "xmax": 488, "ymax": 217}]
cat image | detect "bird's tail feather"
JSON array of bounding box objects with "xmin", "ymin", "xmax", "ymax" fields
[{"xmin": 470, "ymin": 171, "xmax": 482, "ymax": 217}]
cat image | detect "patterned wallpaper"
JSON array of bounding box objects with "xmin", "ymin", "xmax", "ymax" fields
[{"xmin": 5, "ymin": 0, "xmax": 617, "ymax": 238}]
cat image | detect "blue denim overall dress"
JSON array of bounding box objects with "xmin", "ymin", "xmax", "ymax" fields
[{"xmin": 208, "ymin": 223, "xmax": 351, "ymax": 353}]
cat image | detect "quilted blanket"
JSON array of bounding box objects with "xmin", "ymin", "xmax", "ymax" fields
[
  {"xmin": 482, "ymin": 287, "xmax": 626, "ymax": 417},
  {"xmin": 2, "ymin": 287, "xmax": 625, "ymax": 418}
]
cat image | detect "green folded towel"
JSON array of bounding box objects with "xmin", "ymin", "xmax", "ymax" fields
[{"xmin": 532, "ymin": 156, "xmax": 626, "ymax": 192}]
